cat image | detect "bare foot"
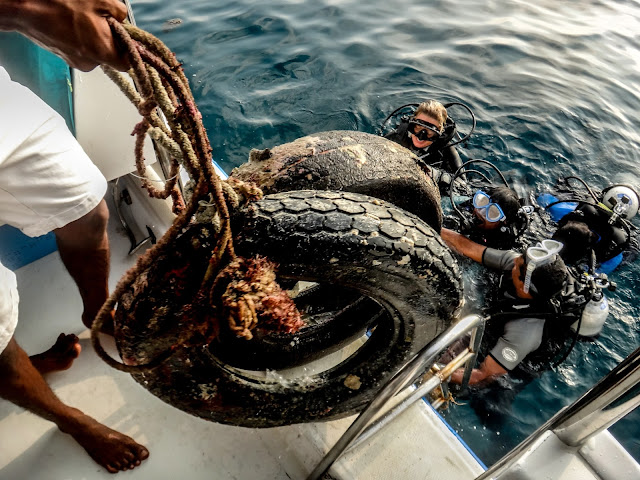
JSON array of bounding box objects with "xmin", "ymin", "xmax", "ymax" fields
[
  {"xmin": 64, "ymin": 414, "xmax": 149, "ymax": 473},
  {"xmin": 29, "ymin": 334, "xmax": 82, "ymax": 374}
]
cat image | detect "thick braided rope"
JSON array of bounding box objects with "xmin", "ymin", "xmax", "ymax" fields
[{"xmin": 91, "ymin": 20, "xmax": 298, "ymax": 373}]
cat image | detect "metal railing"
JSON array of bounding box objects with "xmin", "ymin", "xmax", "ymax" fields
[
  {"xmin": 306, "ymin": 318, "xmax": 640, "ymax": 480},
  {"xmin": 474, "ymin": 345, "xmax": 640, "ymax": 480},
  {"xmin": 306, "ymin": 313, "xmax": 486, "ymax": 480}
]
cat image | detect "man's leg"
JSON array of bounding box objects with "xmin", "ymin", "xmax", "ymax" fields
[
  {"xmin": 54, "ymin": 199, "xmax": 110, "ymax": 330},
  {"xmin": 0, "ymin": 336, "xmax": 149, "ymax": 473}
]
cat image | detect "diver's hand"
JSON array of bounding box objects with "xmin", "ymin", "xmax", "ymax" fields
[{"xmin": 0, "ymin": 0, "xmax": 129, "ymax": 71}]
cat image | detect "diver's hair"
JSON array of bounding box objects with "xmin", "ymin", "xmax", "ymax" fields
[
  {"xmin": 531, "ymin": 255, "xmax": 568, "ymax": 299},
  {"xmin": 552, "ymin": 220, "xmax": 597, "ymax": 264},
  {"xmin": 486, "ymin": 186, "xmax": 520, "ymax": 224},
  {"xmin": 414, "ymin": 100, "xmax": 448, "ymax": 133}
]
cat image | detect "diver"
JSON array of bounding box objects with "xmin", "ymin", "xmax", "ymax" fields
[
  {"xmin": 445, "ymin": 159, "xmax": 533, "ymax": 250},
  {"xmin": 437, "ymin": 228, "xmax": 614, "ymax": 429},
  {"xmin": 537, "ymin": 178, "xmax": 639, "ymax": 274},
  {"xmin": 441, "ymin": 230, "xmax": 575, "ymax": 384},
  {"xmin": 380, "ymin": 100, "xmax": 475, "ymax": 194},
  {"xmin": 450, "ymin": 186, "xmax": 528, "ymax": 250}
]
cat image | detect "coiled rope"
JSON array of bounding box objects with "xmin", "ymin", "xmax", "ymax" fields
[{"xmin": 91, "ymin": 20, "xmax": 301, "ymax": 373}]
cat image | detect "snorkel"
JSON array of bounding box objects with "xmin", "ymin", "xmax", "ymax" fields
[{"xmin": 522, "ymin": 239, "xmax": 564, "ymax": 295}]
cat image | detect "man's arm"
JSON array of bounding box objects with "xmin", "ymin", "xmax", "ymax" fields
[
  {"xmin": 440, "ymin": 227, "xmax": 487, "ymax": 263},
  {"xmin": 450, "ymin": 355, "xmax": 507, "ymax": 385},
  {"xmin": 0, "ymin": 0, "xmax": 128, "ymax": 71}
]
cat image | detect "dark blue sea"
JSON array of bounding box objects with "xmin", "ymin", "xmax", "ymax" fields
[{"xmin": 131, "ymin": 0, "xmax": 640, "ymax": 467}]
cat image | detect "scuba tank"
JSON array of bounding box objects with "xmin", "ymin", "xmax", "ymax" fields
[
  {"xmin": 569, "ymin": 250, "xmax": 614, "ymax": 338},
  {"xmin": 570, "ymin": 290, "xmax": 609, "ymax": 337}
]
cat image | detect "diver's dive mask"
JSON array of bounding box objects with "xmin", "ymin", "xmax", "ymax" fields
[
  {"xmin": 522, "ymin": 239, "xmax": 564, "ymax": 294},
  {"xmin": 408, "ymin": 119, "xmax": 442, "ymax": 141},
  {"xmin": 473, "ymin": 190, "xmax": 506, "ymax": 223}
]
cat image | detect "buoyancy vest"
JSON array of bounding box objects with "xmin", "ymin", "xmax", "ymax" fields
[
  {"xmin": 558, "ymin": 202, "xmax": 630, "ymax": 262},
  {"xmin": 480, "ymin": 271, "xmax": 594, "ymax": 378},
  {"xmin": 486, "ymin": 271, "xmax": 587, "ymax": 333}
]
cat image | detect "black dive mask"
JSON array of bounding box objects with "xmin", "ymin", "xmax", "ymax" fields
[{"xmin": 408, "ymin": 119, "xmax": 442, "ymax": 142}]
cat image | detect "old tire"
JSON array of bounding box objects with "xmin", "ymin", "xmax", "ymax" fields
[
  {"xmin": 230, "ymin": 130, "xmax": 444, "ymax": 232},
  {"xmin": 116, "ymin": 190, "xmax": 461, "ymax": 427}
]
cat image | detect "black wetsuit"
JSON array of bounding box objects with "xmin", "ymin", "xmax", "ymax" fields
[{"xmin": 443, "ymin": 249, "xmax": 575, "ymax": 428}]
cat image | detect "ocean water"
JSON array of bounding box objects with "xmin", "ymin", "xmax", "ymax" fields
[{"xmin": 131, "ymin": 0, "xmax": 640, "ymax": 467}]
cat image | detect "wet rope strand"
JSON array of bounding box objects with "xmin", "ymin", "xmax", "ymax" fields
[{"xmin": 91, "ymin": 20, "xmax": 270, "ymax": 371}]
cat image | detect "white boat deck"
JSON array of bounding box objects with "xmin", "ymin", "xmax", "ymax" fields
[{"xmin": 0, "ymin": 187, "xmax": 485, "ymax": 479}]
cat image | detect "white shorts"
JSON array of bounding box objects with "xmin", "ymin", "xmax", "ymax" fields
[
  {"xmin": 0, "ymin": 263, "xmax": 18, "ymax": 355},
  {"xmin": 0, "ymin": 67, "xmax": 107, "ymax": 354},
  {"xmin": 0, "ymin": 67, "xmax": 107, "ymax": 237}
]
